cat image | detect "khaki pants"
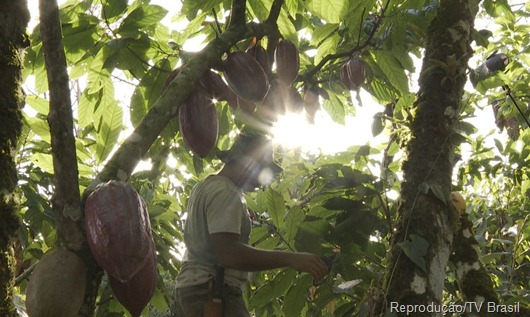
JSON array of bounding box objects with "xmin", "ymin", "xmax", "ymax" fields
[{"xmin": 173, "ymin": 282, "xmax": 251, "ymax": 317}]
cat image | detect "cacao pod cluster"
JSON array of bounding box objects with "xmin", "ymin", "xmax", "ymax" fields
[
  {"xmin": 84, "ymin": 180, "xmax": 157, "ymax": 317},
  {"xmin": 221, "ymin": 38, "xmax": 325, "ymax": 124},
  {"xmin": 26, "ymin": 248, "xmax": 86, "ymax": 317}
]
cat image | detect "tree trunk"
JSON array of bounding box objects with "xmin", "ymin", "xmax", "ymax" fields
[
  {"xmin": 0, "ymin": 1, "xmax": 30, "ymax": 315},
  {"xmin": 377, "ymin": 0, "xmax": 480, "ymax": 315}
]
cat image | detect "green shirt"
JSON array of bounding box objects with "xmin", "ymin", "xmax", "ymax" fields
[{"xmin": 175, "ymin": 175, "xmax": 251, "ymax": 288}]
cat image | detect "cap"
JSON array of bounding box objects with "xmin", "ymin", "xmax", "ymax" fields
[{"xmin": 218, "ymin": 134, "xmax": 283, "ymax": 175}]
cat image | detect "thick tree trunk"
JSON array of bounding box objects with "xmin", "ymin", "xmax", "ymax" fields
[
  {"xmin": 0, "ymin": 1, "xmax": 30, "ymax": 315},
  {"xmin": 377, "ymin": 0, "xmax": 480, "ymax": 315}
]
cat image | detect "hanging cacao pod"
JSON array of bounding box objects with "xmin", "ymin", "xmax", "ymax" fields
[
  {"xmin": 161, "ymin": 67, "xmax": 181, "ymax": 93},
  {"xmin": 341, "ymin": 57, "xmax": 366, "ymax": 90},
  {"xmin": 237, "ymin": 96, "xmax": 256, "ymax": 114},
  {"xmin": 26, "ymin": 249, "xmax": 86, "ymax": 317},
  {"xmin": 247, "ymin": 43, "xmax": 271, "ymax": 77},
  {"xmin": 179, "ymin": 91, "xmax": 219, "ymax": 158},
  {"xmin": 275, "ymin": 40, "xmax": 299, "ymax": 85},
  {"xmin": 109, "ymin": 249, "xmax": 158, "ymax": 317},
  {"xmin": 198, "ymin": 70, "xmax": 230, "ymax": 101},
  {"xmin": 304, "ymin": 87, "xmax": 321, "ymax": 123},
  {"xmin": 257, "ymin": 79, "xmax": 287, "ymax": 122},
  {"xmin": 85, "ymin": 180, "xmax": 155, "ymax": 282},
  {"xmin": 222, "ymin": 51, "xmax": 269, "ymax": 102},
  {"xmin": 285, "ymin": 86, "xmax": 304, "ymax": 113},
  {"xmin": 163, "ymin": 67, "xmax": 230, "ymax": 102}
]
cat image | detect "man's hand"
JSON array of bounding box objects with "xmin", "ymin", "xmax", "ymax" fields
[
  {"xmin": 210, "ymin": 232, "xmax": 330, "ymax": 281},
  {"xmin": 285, "ymin": 252, "xmax": 329, "ymax": 282}
]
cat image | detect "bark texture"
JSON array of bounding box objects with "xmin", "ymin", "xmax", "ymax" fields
[
  {"xmin": 0, "ymin": 1, "xmax": 30, "ymax": 315},
  {"xmin": 38, "ymin": 1, "xmax": 103, "ymax": 316},
  {"xmin": 379, "ymin": 0, "xmax": 480, "ymax": 315}
]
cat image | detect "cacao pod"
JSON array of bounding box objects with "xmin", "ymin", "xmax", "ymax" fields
[
  {"xmin": 237, "ymin": 95, "xmax": 256, "ymax": 114},
  {"xmin": 85, "ymin": 180, "xmax": 155, "ymax": 282},
  {"xmin": 198, "ymin": 70, "xmax": 230, "ymax": 101},
  {"xmin": 340, "ymin": 57, "xmax": 366, "ymax": 90},
  {"xmin": 225, "ymin": 89, "xmax": 239, "ymax": 110},
  {"xmin": 110, "ymin": 249, "xmax": 158, "ymax": 317},
  {"xmin": 161, "ymin": 67, "xmax": 181, "ymax": 93},
  {"xmin": 285, "ymin": 86, "xmax": 304, "ymax": 113},
  {"xmin": 26, "ymin": 249, "xmax": 86, "ymax": 317},
  {"xmin": 163, "ymin": 67, "xmax": 229, "ymax": 102},
  {"xmin": 275, "ymin": 40, "xmax": 299, "ymax": 85},
  {"xmin": 303, "ymin": 87, "xmax": 321, "ymax": 123},
  {"xmin": 179, "ymin": 91, "xmax": 219, "ymax": 158},
  {"xmin": 246, "ymin": 43, "xmax": 271, "ymax": 77},
  {"xmin": 257, "ymin": 79, "xmax": 287, "ymax": 122},
  {"xmin": 222, "ymin": 51, "xmax": 269, "ymax": 102}
]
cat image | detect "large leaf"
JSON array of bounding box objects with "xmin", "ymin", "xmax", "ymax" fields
[
  {"xmin": 182, "ymin": 0, "xmax": 222, "ymax": 20},
  {"xmin": 266, "ymin": 188, "xmax": 285, "ymax": 228},
  {"xmin": 397, "ymin": 234, "xmax": 429, "ymax": 272},
  {"xmin": 283, "ymin": 275, "xmax": 312, "ymax": 316},
  {"xmin": 119, "ymin": 5, "xmax": 168, "ymax": 33},
  {"xmin": 371, "ymin": 50, "xmax": 410, "ymax": 95},
  {"xmin": 304, "ymin": 0, "xmax": 351, "ymax": 23},
  {"xmin": 96, "ymin": 102, "xmax": 123, "ymax": 163}
]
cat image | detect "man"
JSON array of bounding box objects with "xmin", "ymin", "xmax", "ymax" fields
[{"xmin": 174, "ymin": 133, "xmax": 329, "ymax": 316}]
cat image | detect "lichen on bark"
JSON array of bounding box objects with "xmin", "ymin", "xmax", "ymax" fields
[{"xmin": 375, "ymin": 0, "xmax": 481, "ymax": 315}]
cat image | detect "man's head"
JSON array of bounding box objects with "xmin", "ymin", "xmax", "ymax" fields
[{"xmin": 219, "ymin": 134, "xmax": 282, "ymax": 191}]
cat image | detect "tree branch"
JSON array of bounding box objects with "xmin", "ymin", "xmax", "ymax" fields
[
  {"xmin": 229, "ymin": 0, "xmax": 247, "ymax": 27},
  {"xmin": 39, "ymin": 0, "xmax": 84, "ymax": 249},
  {"xmin": 265, "ymin": 0, "xmax": 284, "ymax": 25},
  {"xmin": 91, "ymin": 21, "xmax": 277, "ymax": 188}
]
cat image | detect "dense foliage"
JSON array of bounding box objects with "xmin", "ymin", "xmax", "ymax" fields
[{"xmin": 12, "ymin": 0, "xmax": 530, "ymax": 316}]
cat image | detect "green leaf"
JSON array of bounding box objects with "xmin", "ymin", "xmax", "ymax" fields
[
  {"xmin": 24, "ymin": 116, "xmax": 51, "ymax": 144},
  {"xmin": 78, "ymin": 91, "xmax": 96, "ymax": 129},
  {"xmin": 266, "ymin": 188, "xmax": 285, "ymax": 228},
  {"xmin": 102, "ymin": 0, "xmax": 128, "ymax": 20},
  {"xmin": 29, "ymin": 153, "xmax": 54, "ymax": 174},
  {"xmin": 283, "ymin": 275, "xmax": 312, "ymax": 316},
  {"xmin": 25, "ymin": 95, "xmax": 49, "ymax": 115},
  {"xmin": 322, "ymin": 94, "xmax": 346, "ymax": 125},
  {"xmin": 182, "ymin": 0, "xmax": 222, "ymax": 20},
  {"xmin": 96, "ymin": 102, "xmax": 123, "ymax": 163},
  {"xmin": 277, "ymin": 8, "xmax": 298, "ymax": 42},
  {"xmin": 371, "ymin": 50, "xmax": 410, "ymax": 95},
  {"xmin": 284, "ymin": 206, "xmax": 306, "ymax": 245},
  {"xmin": 304, "ymin": 0, "xmax": 351, "ymax": 23},
  {"xmin": 284, "ymin": 0, "xmax": 300, "ymax": 17},
  {"xmin": 369, "ymin": 78, "xmax": 399, "ymax": 104},
  {"xmin": 248, "ymin": 0, "xmax": 273, "ymax": 22},
  {"xmin": 371, "ymin": 112, "xmax": 385, "ymax": 137},
  {"xmin": 430, "ymin": 182, "xmax": 447, "ymax": 205},
  {"xmin": 310, "ymin": 23, "xmax": 339, "ymax": 46},
  {"xmin": 315, "ymin": 35, "xmax": 339, "ymax": 65},
  {"xmin": 419, "ymin": 180, "xmax": 447, "ymax": 205},
  {"xmin": 397, "ymin": 234, "xmax": 429, "ymax": 272},
  {"xmin": 130, "ymin": 86, "xmax": 147, "ymax": 128},
  {"xmin": 119, "ymin": 5, "xmax": 168, "ymax": 33}
]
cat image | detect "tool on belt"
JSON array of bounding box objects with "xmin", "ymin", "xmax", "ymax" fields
[{"xmin": 204, "ymin": 266, "xmax": 224, "ymax": 317}]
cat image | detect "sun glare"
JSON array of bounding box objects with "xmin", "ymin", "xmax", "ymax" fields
[{"xmin": 272, "ymin": 106, "xmax": 379, "ymax": 155}]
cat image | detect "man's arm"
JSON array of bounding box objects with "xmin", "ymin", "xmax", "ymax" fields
[{"xmin": 210, "ymin": 232, "xmax": 329, "ymax": 281}]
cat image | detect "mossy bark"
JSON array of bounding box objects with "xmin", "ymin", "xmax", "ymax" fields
[
  {"xmin": 375, "ymin": 0, "xmax": 481, "ymax": 315},
  {"xmin": 0, "ymin": 1, "xmax": 30, "ymax": 315},
  {"xmin": 451, "ymin": 215, "xmax": 530, "ymax": 316}
]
